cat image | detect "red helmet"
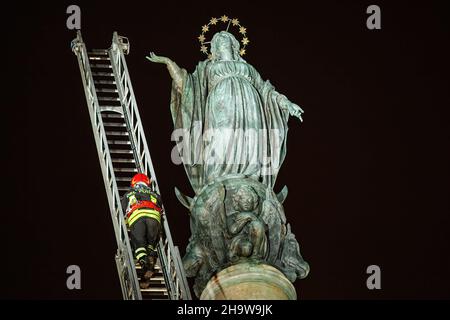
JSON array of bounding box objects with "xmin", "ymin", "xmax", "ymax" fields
[{"xmin": 131, "ymin": 173, "xmax": 151, "ymax": 188}]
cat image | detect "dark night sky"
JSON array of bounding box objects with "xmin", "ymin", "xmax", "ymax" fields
[{"xmin": 3, "ymin": 1, "xmax": 450, "ymax": 299}]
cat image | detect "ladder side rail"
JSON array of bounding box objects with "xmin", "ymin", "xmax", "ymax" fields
[
  {"xmin": 72, "ymin": 31, "xmax": 142, "ymax": 300},
  {"xmin": 115, "ymin": 253, "xmax": 129, "ymax": 299},
  {"xmin": 109, "ymin": 37, "xmax": 180, "ymax": 300},
  {"xmin": 158, "ymin": 238, "xmax": 177, "ymax": 299},
  {"xmin": 120, "ymin": 45, "xmax": 191, "ymax": 300},
  {"xmin": 110, "ymin": 32, "xmax": 192, "ymax": 300}
]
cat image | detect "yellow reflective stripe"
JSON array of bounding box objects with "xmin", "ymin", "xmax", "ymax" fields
[
  {"xmin": 135, "ymin": 247, "xmax": 146, "ymax": 254},
  {"xmin": 128, "ymin": 209, "xmax": 160, "ymax": 222},
  {"xmin": 147, "ymin": 244, "xmax": 155, "ymax": 251},
  {"xmin": 129, "ymin": 213, "xmax": 160, "ymax": 226},
  {"xmin": 128, "ymin": 209, "xmax": 161, "ymax": 226},
  {"xmin": 136, "ymin": 252, "xmax": 147, "ymax": 260}
]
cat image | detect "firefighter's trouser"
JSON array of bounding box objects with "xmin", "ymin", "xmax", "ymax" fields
[{"xmin": 130, "ymin": 216, "xmax": 160, "ymax": 265}]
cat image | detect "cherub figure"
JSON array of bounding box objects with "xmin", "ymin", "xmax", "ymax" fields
[{"xmin": 227, "ymin": 186, "xmax": 268, "ymax": 262}]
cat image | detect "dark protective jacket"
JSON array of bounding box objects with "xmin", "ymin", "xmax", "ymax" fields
[{"xmin": 121, "ymin": 185, "xmax": 163, "ymax": 227}]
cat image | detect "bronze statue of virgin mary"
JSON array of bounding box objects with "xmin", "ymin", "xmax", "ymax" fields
[{"xmin": 148, "ymin": 26, "xmax": 309, "ymax": 299}]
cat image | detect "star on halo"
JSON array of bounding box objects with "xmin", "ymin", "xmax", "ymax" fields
[
  {"xmin": 210, "ymin": 17, "xmax": 218, "ymax": 25},
  {"xmin": 220, "ymin": 15, "xmax": 229, "ymax": 22},
  {"xmin": 198, "ymin": 34, "xmax": 206, "ymax": 42}
]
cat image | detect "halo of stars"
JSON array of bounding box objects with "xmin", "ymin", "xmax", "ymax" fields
[{"xmin": 198, "ymin": 15, "xmax": 249, "ymax": 59}]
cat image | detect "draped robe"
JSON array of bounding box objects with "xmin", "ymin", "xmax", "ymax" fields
[{"xmin": 170, "ymin": 59, "xmax": 291, "ymax": 194}]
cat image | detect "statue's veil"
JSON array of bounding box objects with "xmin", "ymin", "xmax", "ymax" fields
[{"xmin": 210, "ymin": 31, "xmax": 245, "ymax": 62}]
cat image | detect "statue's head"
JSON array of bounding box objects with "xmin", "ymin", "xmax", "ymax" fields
[
  {"xmin": 232, "ymin": 186, "xmax": 259, "ymax": 212},
  {"xmin": 210, "ymin": 31, "xmax": 241, "ymax": 61}
]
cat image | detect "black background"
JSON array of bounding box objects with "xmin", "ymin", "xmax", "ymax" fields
[{"xmin": 3, "ymin": 0, "xmax": 449, "ymax": 299}]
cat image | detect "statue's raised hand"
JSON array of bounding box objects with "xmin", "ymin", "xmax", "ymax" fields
[
  {"xmin": 146, "ymin": 52, "xmax": 170, "ymax": 64},
  {"xmin": 146, "ymin": 52, "xmax": 184, "ymax": 92},
  {"xmin": 288, "ymin": 103, "xmax": 304, "ymax": 122}
]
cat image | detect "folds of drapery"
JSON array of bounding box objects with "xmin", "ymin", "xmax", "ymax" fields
[{"xmin": 170, "ymin": 60, "xmax": 291, "ymax": 195}]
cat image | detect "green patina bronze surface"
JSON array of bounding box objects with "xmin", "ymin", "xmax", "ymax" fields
[{"xmin": 148, "ymin": 31, "xmax": 309, "ymax": 298}]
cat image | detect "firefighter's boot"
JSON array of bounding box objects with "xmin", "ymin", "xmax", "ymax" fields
[
  {"xmin": 143, "ymin": 255, "xmax": 156, "ymax": 280},
  {"xmin": 138, "ymin": 258, "xmax": 152, "ymax": 289}
]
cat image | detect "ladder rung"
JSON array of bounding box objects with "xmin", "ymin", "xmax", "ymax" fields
[
  {"xmin": 101, "ymin": 113, "xmax": 123, "ymax": 119},
  {"xmin": 100, "ymin": 106, "xmax": 122, "ymax": 113},
  {"xmin": 89, "ymin": 49, "xmax": 108, "ymax": 55},
  {"xmin": 138, "ymin": 271, "xmax": 164, "ymax": 278},
  {"xmin": 108, "ymin": 140, "xmax": 131, "ymax": 145},
  {"xmin": 115, "ymin": 176, "xmax": 132, "ymax": 181},
  {"xmin": 91, "ymin": 64, "xmax": 112, "ymax": 69},
  {"xmin": 106, "ymin": 131, "xmax": 129, "ymax": 136},
  {"xmin": 89, "ymin": 56, "xmax": 110, "ymax": 61},
  {"xmin": 136, "ymin": 264, "xmax": 161, "ymax": 270},
  {"xmin": 140, "ymin": 288, "xmax": 168, "ymax": 293},
  {"xmin": 96, "ymin": 88, "xmax": 118, "ymax": 93},
  {"xmin": 114, "ymin": 167, "xmax": 137, "ymax": 172},
  {"xmin": 138, "ymin": 281, "xmax": 166, "ymax": 286},
  {"xmin": 94, "ymin": 80, "xmax": 116, "ymax": 85},
  {"xmin": 92, "ymin": 72, "xmax": 114, "ymax": 77},
  {"xmin": 98, "ymin": 96, "xmax": 120, "ymax": 101},
  {"xmin": 118, "ymin": 186, "xmax": 130, "ymax": 191},
  {"xmin": 110, "ymin": 149, "xmax": 133, "ymax": 154},
  {"xmin": 104, "ymin": 122, "xmax": 126, "ymax": 127},
  {"xmin": 112, "ymin": 158, "xmax": 135, "ymax": 163}
]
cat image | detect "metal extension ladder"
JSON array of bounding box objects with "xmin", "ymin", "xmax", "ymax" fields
[{"xmin": 71, "ymin": 31, "xmax": 191, "ymax": 300}]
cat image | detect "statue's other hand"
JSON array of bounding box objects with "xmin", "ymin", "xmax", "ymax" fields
[
  {"xmin": 289, "ymin": 103, "xmax": 304, "ymax": 122},
  {"xmin": 146, "ymin": 52, "xmax": 169, "ymax": 64}
]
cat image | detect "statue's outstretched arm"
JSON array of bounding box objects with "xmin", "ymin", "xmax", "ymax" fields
[
  {"xmin": 146, "ymin": 52, "xmax": 184, "ymax": 93},
  {"xmin": 252, "ymin": 66, "xmax": 304, "ymax": 122},
  {"xmin": 280, "ymin": 96, "xmax": 304, "ymax": 122},
  {"xmin": 270, "ymin": 89, "xmax": 304, "ymax": 122}
]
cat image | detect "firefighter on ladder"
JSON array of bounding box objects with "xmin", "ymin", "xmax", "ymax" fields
[{"xmin": 122, "ymin": 173, "xmax": 163, "ymax": 289}]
